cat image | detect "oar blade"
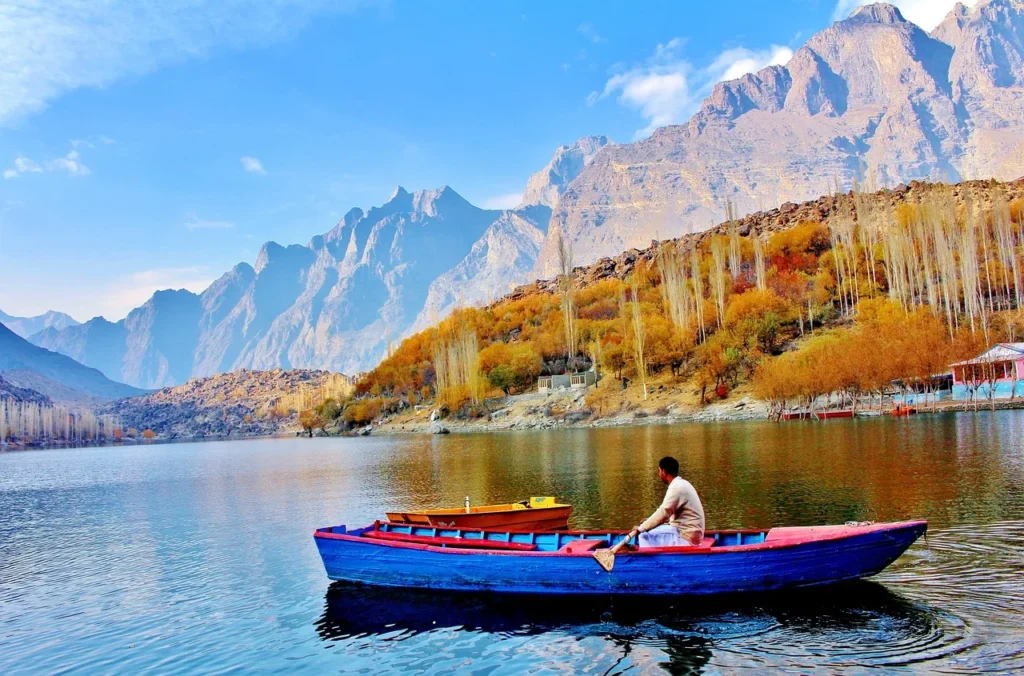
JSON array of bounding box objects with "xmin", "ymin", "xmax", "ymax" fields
[{"xmin": 593, "ymin": 548, "xmax": 615, "ymax": 572}]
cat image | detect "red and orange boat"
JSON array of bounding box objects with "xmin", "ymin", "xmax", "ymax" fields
[{"xmin": 386, "ymin": 497, "xmax": 572, "ymax": 531}]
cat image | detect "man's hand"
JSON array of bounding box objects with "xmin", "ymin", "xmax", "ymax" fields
[{"xmin": 611, "ymin": 527, "xmax": 640, "ymax": 554}]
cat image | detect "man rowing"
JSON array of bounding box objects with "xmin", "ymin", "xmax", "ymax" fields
[
  {"xmin": 592, "ymin": 455, "xmax": 707, "ymax": 570},
  {"xmin": 634, "ymin": 456, "xmax": 705, "ymax": 548}
]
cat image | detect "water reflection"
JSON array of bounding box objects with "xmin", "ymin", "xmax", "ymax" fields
[
  {"xmin": 315, "ymin": 581, "xmax": 967, "ymax": 673},
  {"xmin": 3, "ymin": 413, "xmax": 1023, "ymax": 673},
  {"xmin": 369, "ymin": 414, "xmax": 1024, "ymax": 533}
]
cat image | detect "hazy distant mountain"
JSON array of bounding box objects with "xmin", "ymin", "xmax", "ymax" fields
[
  {"xmin": 532, "ymin": 0, "xmax": 1024, "ymax": 277},
  {"xmin": 0, "ymin": 309, "xmax": 78, "ymax": 339},
  {"xmin": 0, "ymin": 323, "xmax": 143, "ymax": 401},
  {"xmin": 34, "ymin": 187, "xmax": 502, "ymax": 385}
]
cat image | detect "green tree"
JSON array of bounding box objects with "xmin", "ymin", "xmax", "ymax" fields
[{"xmin": 487, "ymin": 365, "xmax": 516, "ymax": 395}]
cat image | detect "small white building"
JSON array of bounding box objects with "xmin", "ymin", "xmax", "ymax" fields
[{"xmin": 538, "ymin": 371, "xmax": 596, "ymax": 393}]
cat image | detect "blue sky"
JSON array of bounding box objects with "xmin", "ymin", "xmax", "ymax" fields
[{"xmin": 0, "ymin": 0, "xmax": 971, "ymax": 321}]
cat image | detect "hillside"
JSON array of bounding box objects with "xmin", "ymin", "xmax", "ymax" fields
[
  {"xmin": 515, "ymin": 178, "xmax": 1024, "ymax": 298},
  {"xmin": 348, "ymin": 176, "xmax": 1024, "ymax": 431},
  {"xmin": 0, "ymin": 323, "xmax": 145, "ymax": 401},
  {"xmin": 100, "ymin": 369, "xmax": 353, "ymax": 438},
  {"xmin": 0, "ymin": 374, "xmax": 50, "ymax": 405}
]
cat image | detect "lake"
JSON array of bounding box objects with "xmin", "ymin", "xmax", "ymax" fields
[{"xmin": 2, "ymin": 413, "xmax": 1023, "ymax": 674}]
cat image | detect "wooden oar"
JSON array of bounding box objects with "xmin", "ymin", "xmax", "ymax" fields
[{"xmin": 593, "ymin": 528, "xmax": 639, "ymax": 572}]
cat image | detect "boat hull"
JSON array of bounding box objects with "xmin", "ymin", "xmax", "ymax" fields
[{"xmin": 314, "ymin": 521, "xmax": 926, "ymax": 596}]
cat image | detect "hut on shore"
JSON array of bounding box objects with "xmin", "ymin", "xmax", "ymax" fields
[{"xmin": 951, "ymin": 343, "xmax": 1024, "ymax": 401}]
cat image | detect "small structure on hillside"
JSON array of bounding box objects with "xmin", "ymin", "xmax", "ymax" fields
[
  {"xmin": 538, "ymin": 371, "xmax": 596, "ymax": 393},
  {"xmin": 951, "ymin": 343, "xmax": 1024, "ymax": 401}
]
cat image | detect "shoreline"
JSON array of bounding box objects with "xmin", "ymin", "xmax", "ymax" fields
[
  {"xmin": 11, "ymin": 398, "xmax": 1024, "ymax": 447},
  {"xmin": 373, "ymin": 396, "xmax": 770, "ymax": 436},
  {"xmin": 371, "ymin": 396, "xmax": 1024, "ymax": 437}
]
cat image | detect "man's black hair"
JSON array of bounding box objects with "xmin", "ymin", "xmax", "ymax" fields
[{"xmin": 659, "ymin": 456, "xmax": 679, "ymax": 477}]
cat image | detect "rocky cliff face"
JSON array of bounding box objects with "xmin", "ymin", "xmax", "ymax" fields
[
  {"xmin": 408, "ymin": 137, "xmax": 610, "ymax": 332},
  {"xmin": 520, "ymin": 136, "xmax": 611, "ymax": 208},
  {"xmin": 409, "ymin": 205, "xmax": 551, "ymax": 332},
  {"xmin": 532, "ymin": 0, "xmax": 1024, "ymax": 277}
]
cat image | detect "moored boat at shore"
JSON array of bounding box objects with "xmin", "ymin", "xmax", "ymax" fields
[{"xmin": 314, "ymin": 520, "xmax": 926, "ymax": 596}]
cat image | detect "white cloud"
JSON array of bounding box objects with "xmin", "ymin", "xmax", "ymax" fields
[
  {"xmin": 481, "ymin": 192, "xmax": 523, "ymax": 210},
  {"xmin": 48, "ymin": 150, "xmax": 90, "ymax": 176},
  {"xmin": 578, "ymin": 23, "xmax": 605, "ymax": 44},
  {"xmin": 70, "ymin": 135, "xmax": 115, "ymax": 149},
  {"xmin": 590, "ymin": 38, "xmax": 793, "ymax": 138},
  {"xmin": 240, "ymin": 156, "xmax": 267, "ymax": 175},
  {"xmin": 184, "ymin": 215, "xmax": 236, "ymax": 231},
  {"xmin": 3, "ymin": 147, "xmax": 91, "ymax": 179},
  {"xmin": 708, "ymin": 45, "xmax": 794, "ymax": 83},
  {"xmin": 832, "ymin": 0, "xmax": 979, "ymax": 31},
  {"xmin": 0, "ymin": 1, "xmax": 377, "ymax": 126}
]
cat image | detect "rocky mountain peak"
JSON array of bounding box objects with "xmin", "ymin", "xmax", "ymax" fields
[
  {"xmin": 932, "ymin": 2, "xmax": 973, "ymax": 45},
  {"xmin": 410, "ymin": 185, "xmax": 473, "ymax": 217},
  {"xmin": 520, "ymin": 135, "xmax": 611, "ymax": 208},
  {"xmin": 388, "ymin": 185, "xmax": 410, "ymax": 202},
  {"xmin": 324, "ymin": 207, "xmax": 365, "ymax": 245},
  {"xmin": 847, "ymin": 3, "xmax": 906, "ymax": 25}
]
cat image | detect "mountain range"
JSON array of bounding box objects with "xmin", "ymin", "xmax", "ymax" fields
[
  {"xmin": 0, "ymin": 309, "xmax": 78, "ymax": 339},
  {"xmin": 25, "ymin": 1, "xmax": 1024, "ymax": 387},
  {"xmin": 0, "ymin": 322, "xmax": 145, "ymax": 403},
  {"xmin": 533, "ymin": 0, "xmax": 1024, "ymax": 276}
]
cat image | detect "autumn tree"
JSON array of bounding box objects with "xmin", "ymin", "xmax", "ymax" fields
[{"xmin": 299, "ymin": 409, "xmax": 325, "ymax": 437}]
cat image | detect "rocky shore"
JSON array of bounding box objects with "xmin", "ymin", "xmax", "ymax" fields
[
  {"xmin": 99, "ymin": 368, "xmax": 351, "ymax": 440},
  {"xmin": 373, "ymin": 389, "xmax": 768, "ymax": 436}
]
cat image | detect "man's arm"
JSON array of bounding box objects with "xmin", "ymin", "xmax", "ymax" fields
[{"xmin": 638, "ymin": 485, "xmax": 681, "ymax": 533}]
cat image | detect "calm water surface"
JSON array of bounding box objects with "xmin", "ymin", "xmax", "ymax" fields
[{"xmin": 2, "ymin": 413, "xmax": 1023, "ymax": 674}]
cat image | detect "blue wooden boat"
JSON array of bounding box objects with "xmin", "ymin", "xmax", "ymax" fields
[{"xmin": 314, "ymin": 519, "xmax": 926, "ymax": 595}]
